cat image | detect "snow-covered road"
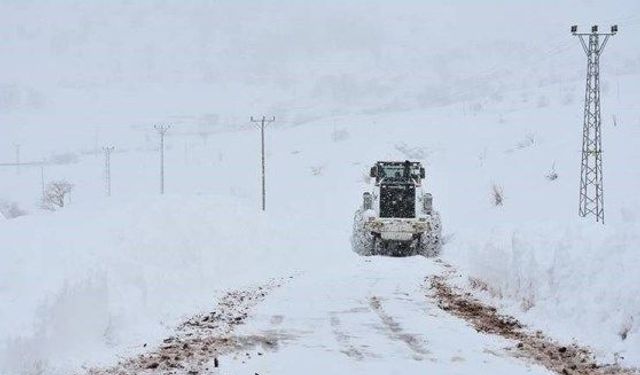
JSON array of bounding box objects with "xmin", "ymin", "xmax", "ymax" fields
[{"xmin": 218, "ymin": 257, "xmax": 548, "ymax": 375}]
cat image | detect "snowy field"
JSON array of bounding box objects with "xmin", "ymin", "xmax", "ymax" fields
[
  {"xmin": 1, "ymin": 1, "xmax": 640, "ymax": 374},
  {"xmin": 1, "ymin": 71, "xmax": 639, "ymax": 373}
]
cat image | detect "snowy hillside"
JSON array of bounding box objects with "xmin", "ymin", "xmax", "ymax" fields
[
  {"xmin": 1, "ymin": 1, "xmax": 640, "ymax": 374},
  {"xmin": 2, "ymin": 69, "xmax": 639, "ymax": 373}
]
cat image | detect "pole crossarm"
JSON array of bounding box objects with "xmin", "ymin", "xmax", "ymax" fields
[{"xmin": 250, "ymin": 116, "xmax": 276, "ymax": 127}]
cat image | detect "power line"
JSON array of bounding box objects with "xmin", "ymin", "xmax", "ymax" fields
[
  {"xmin": 250, "ymin": 116, "xmax": 275, "ymax": 211},
  {"xmin": 154, "ymin": 125, "xmax": 170, "ymax": 195},
  {"xmin": 572, "ymin": 24, "xmax": 617, "ymax": 224}
]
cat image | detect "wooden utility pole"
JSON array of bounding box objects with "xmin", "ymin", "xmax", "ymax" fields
[
  {"xmin": 154, "ymin": 125, "xmax": 170, "ymax": 194},
  {"xmin": 250, "ymin": 116, "xmax": 275, "ymax": 211},
  {"xmin": 103, "ymin": 146, "xmax": 115, "ymax": 196}
]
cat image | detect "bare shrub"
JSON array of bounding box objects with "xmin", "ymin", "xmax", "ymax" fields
[
  {"xmin": 506, "ymin": 133, "xmax": 536, "ymax": 154},
  {"xmin": 491, "ymin": 184, "xmax": 504, "ymax": 207},
  {"xmin": 618, "ymin": 316, "xmax": 633, "ymax": 341},
  {"xmin": 310, "ymin": 165, "xmax": 325, "ymax": 176},
  {"xmin": 42, "ymin": 180, "xmax": 74, "ymax": 210},
  {"xmin": 516, "ymin": 133, "xmax": 536, "ymax": 150},
  {"xmin": 546, "ymin": 162, "xmax": 558, "ymax": 181},
  {"xmin": 521, "ymin": 297, "xmax": 535, "ymax": 312}
]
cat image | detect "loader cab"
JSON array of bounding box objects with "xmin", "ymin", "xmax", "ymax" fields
[
  {"xmin": 369, "ymin": 161, "xmax": 425, "ymax": 186},
  {"xmin": 369, "ymin": 161, "xmax": 426, "ymax": 218}
]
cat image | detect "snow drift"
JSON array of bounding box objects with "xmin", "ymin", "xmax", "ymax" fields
[
  {"xmin": 0, "ymin": 194, "xmax": 317, "ymax": 374},
  {"xmin": 446, "ymin": 219, "xmax": 640, "ymax": 365}
]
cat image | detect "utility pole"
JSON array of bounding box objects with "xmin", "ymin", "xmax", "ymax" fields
[
  {"xmin": 571, "ymin": 24, "xmax": 617, "ymax": 224},
  {"xmin": 14, "ymin": 144, "xmax": 20, "ymax": 175},
  {"xmin": 103, "ymin": 146, "xmax": 114, "ymax": 197},
  {"xmin": 250, "ymin": 116, "xmax": 275, "ymax": 211},
  {"xmin": 154, "ymin": 125, "xmax": 170, "ymax": 194}
]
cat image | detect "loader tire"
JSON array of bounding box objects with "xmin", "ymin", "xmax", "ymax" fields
[
  {"xmin": 417, "ymin": 211, "xmax": 443, "ymax": 257},
  {"xmin": 351, "ymin": 208, "xmax": 376, "ymax": 256}
]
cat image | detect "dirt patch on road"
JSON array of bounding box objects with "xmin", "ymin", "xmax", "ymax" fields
[
  {"xmin": 429, "ymin": 275, "xmax": 639, "ymax": 375},
  {"xmin": 88, "ymin": 280, "xmax": 291, "ymax": 375}
]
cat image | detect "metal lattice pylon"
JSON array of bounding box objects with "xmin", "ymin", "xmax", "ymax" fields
[{"xmin": 572, "ymin": 25, "xmax": 616, "ymax": 224}]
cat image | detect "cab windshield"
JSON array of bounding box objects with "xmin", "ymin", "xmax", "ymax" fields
[
  {"xmin": 380, "ymin": 165, "xmax": 406, "ymax": 180},
  {"xmin": 379, "ymin": 163, "xmax": 420, "ymax": 180}
]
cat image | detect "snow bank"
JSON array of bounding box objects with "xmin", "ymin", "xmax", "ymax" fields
[
  {"xmin": 446, "ymin": 218, "xmax": 640, "ymax": 366},
  {"xmin": 0, "ymin": 194, "xmax": 316, "ymax": 374}
]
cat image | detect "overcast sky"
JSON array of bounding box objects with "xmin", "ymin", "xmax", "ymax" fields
[{"xmin": 1, "ymin": 0, "xmax": 638, "ymax": 155}]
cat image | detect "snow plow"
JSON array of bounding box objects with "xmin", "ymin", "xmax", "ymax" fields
[{"xmin": 352, "ymin": 160, "xmax": 442, "ymax": 257}]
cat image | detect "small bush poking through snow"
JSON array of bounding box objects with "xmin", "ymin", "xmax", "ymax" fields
[
  {"xmin": 310, "ymin": 165, "xmax": 325, "ymax": 176},
  {"xmin": 517, "ymin": 133, "xmax": 536, "ymax": 150},
  {"xmin": 506, "ymin": 133, "xmax": 536, "ymax": 153},
  {"xmin": 491, "ymin": 184, "xmax": 504, "ymax": 207},
  {"xmin": 546, "ymin": 162, "xmax": 558, "ymax": 181},
  {"xmin": 42, "ymin": 180, "xmax": 74, "ymax": 210},
  {"xmin": 619, "ymin": 317, "xmax": 633, "ymax": 341}
]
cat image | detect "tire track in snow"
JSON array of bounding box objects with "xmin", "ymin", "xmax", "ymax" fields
[
  {"xmin": 329, "ymin": 313, "xmax": 367, "ymax": 360},
  {"xmin": 368, "ymin": 295, "xmax": 434, "ymax": 361}
]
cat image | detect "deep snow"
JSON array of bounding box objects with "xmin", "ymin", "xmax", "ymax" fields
[
  {"xmin": 1, "ymin": 1, "xmax": 640, "ymax": 373},
  {"xmin": 1, "ymin": 70, "xmax": 639, "ymax": 373}
]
